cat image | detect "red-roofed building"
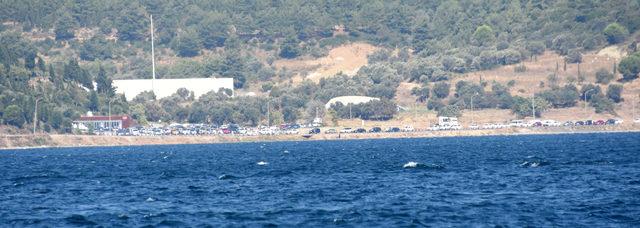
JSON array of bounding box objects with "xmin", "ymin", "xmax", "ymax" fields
[{"xmin": 73, "ymin": 115, "xmax": 132, "ymax": 130}]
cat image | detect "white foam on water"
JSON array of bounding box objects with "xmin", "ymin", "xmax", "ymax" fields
[
  {"xmin": 257, "ymin": 161, "xmax": 269, "ymax": 166},
  {"xmin": 146, "ymin": 197, "xmax": 156, "ymax": 202},
  {"xmin": 403, "ymin": 161, "xmax": 419, "ymax": 168}
]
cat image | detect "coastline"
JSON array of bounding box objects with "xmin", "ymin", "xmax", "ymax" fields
[{"xmin": 2, "ymin": 125, "xmax": 640, "ymax": 150}]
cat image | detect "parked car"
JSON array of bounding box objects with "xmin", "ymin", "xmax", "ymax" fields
[
  {"xmin": 386, "ymin": 127, "xmax": 401, "ymax": 132},
  {"xmin": 585, "ymin": 120, "xmax": 593, "ymax": 125},
  {"xmin": 542, "ymin": 120, "xmax": 561, "ymax": 127},
  {"xmin": 309, "ymin": 128, "xmax": 321, "ymax": 134},
  {"xmin": 575, "ymin": 121, "xmax": 585, "ymax": 126},
  {"xmin": 369, "ymin": 127, "xmax": 382, "ymax": 133},
  {"xmin": 468, "ymin": 124, "xmax": 479, "ymax": 130},
  {"xmin": 635, "ymin": 118, "xmax": 640, "ymax": 123},
  {"xmin": 325, "ymin": 129, "xmax": 337, "ymax": 134},
  {"xmin": 355, "ymin": 128, "xmax": 367, "ymax": 133},
  {"xmin": 403, "ymin": 125, "xmax": 415, "ymax": 132},
  {"xmin": 340, "ymin": 128, "xmax": 354, "ymax": 133},
  {"xmin": 594, "ymin": 120, "xmax": 606, "ymax": 125},
  {"xmin": 563, "ymin": 121, "xmax": 574, "ymax": 126}
]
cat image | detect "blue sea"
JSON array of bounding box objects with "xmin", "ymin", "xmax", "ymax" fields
[{"xmin": 1, "ymin": 133, "xmax": 639, "ymax": 227}]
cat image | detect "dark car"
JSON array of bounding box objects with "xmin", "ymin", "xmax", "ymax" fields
[
  {"xmin": 355, "ymin": 128, "xmax": 367, "ymax": 133},
  {"xmin": 532, "ymin": 122, "xmax": 542, "ymax": 127},
  {"xmin": 369, "ymin": 127, "xmax": 382, "ymax": 133},
  {"xmin": 309, "ymin": 128, "xmax": 321, "ymax": 134},
  {"xmin": 606, "ymin": 119, "xmax": 616, "ymax": 125},
  {"xmin": 594, "ymin": 120, "xmax": 606, "ymax": 125},
  {"xmin": 575, "ymin": 121, "xmax": 585, "ymax": 126},
  {"xmin": 386, "ymin": 127, "xmax": 401, "ymax": 132},
  {"xmin": 585, "ymin": 120, "xmax": 593, "ymax": 125}
]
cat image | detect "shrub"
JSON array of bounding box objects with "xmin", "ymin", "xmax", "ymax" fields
[
  {"xmin": 432, "ymin": 82, "xmax": 450, "ymax": 99},
  {"xmin": 595, "ymin": 68, "xmax": 615, "ymax": 84},
  {"xmin": 603, "ymin": 23, "xmax": 629, "ymax": 44},
  {"xmin": 437, "ymin": 105, "xmax": 461, "ymax": 117},
  {"xmin": 2, "ymin": 105, "xmax": 24, "ymax": 127},
  {"xmin": 427, "ymin": 98, "xmax": 444, "ymax": 111},
  {"xmin": 514, "ymin": 64, "xmax": 527, "ymax": 73},
  {"xmin": 618, "ymin": 53, "xmax": 640, "ymax": 81},
  {"xmin": 606, "ymin": 84, "xmax": 623, "ymax": 103},
  {"xmin": 565, "ymin": 49, "xmax": 582, "ymax": 63},
  {"xmin": 590, "ymin": 95, "xmax": 615, "ymax": 114}
]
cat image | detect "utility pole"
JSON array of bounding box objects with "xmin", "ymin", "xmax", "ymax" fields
[
  {"xmin": 33, "ymin": 97, "xmax": 42, "ymax": 134},
  {"xmin": 267, "ymin": 100, "xmax": 270, "ymax": 127},
  {"xmin": 108, "ymin": 99, "xmax": 114, "ymax": 132},
  {"xmin": 150, "ymin": 15, "xmax": 156, "ymax": 95}
]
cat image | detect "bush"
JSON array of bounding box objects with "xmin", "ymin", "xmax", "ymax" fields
[
  {"xmin": 432, "ymin": 82, "xmax": 450, "ymax": 99},
  {"xmin": 2, "ymin": 105, "xmax": 24, "ymax": 127},
  {"xmin": 606, "ymin": 84, "xmax": 623, "ymax": 103},
  {"xmin": 511, "ymin": 96, "xmax": 550, "ymax": 118},
  {"xmin": 618, "ymin": 53, "xmax": 640, "ymax": 81},
  {"xmin": 595, "ymin": 68, "xmax": 615, "ymax": 84},
  {"xmin": 603, "ymin": 23, "xmax": 629, "ymax": 44},
  {"xmin": 437, "ymin": 105, "xmax": 461, "ymax": 117},
  {"xmin": 427, "ymin": 98, "xmax": 444, "ymax": 111},
  {"xmin": 565, "ymin": 49, "xmax": 582, "ymax": 63},
  {"xmin": 590, "ymin": 95, "xmax": 615, "ymax": 114}
]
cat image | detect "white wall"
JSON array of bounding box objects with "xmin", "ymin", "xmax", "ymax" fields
[{"xmin": 113, "ymin": 78, "xmax": 234, "ymax": 101}]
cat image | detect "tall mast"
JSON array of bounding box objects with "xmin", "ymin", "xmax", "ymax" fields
[{"xmin": 150, "ymin": 15, "xmax": 156, "ymax": 95}]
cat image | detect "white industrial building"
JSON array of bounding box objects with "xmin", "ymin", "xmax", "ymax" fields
[
  {"xmin": 324, "ymin": 96, "xmax": 380, "ymax": 109},
  {"xmin": 113, "ymin": 78, "xmax": 234, "ymax": 101}
]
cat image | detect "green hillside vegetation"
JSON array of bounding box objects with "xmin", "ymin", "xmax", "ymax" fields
[{"xmin": 1, "ymin": 0, "xmax": 639, "ymax": 132}]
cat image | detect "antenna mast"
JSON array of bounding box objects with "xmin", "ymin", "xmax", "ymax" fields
[{"xmin": 150, "ymin": 15, "xmax": 156, "ymax": 95}]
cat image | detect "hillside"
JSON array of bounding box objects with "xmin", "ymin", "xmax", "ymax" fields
[{"xmin": 1, "ymin": 1, "xmax": 640, "ymax": 133}]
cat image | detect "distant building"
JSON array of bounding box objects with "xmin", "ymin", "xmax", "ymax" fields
[
  {"xmin": 112, "ymin": 78, "xmax": 234, "ymax": 101},
  {"xmin": 324, "ymin": 96, "xmax": 380, "ymax": 109},
  {"xmin": 73, "ymin": 115, "xmax": 133, "ymax": 130}
]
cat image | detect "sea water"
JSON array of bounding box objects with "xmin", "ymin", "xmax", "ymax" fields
[{"xmin": 1, "ymin": 133, "xmax": 639, "ymax": 226}]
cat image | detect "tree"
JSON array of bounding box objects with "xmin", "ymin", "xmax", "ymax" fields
[
  {"xmin": 411, "ymin": 86, "xmax": 430, "ymax": 102},
  {"xmin": 473, "ymin": 25, "xmax": 494, "ymax": 46},
  {"xmin": 54, "ymin": 13, "xmax": 76, "ymax": 40},
  {"xmin": 437, "ymin": 105, "xmax": 460, "ymax": 117},
  {"xmin": 603, "ymin": 23, "xmax": 629, "ymax": 44},
  {"xmin": 79, "ymin": 35, "xmax": 113, "ymax": 61},
  {"xmin": 87, "ymin": 90, "xmax": 100, "ymax": 111},
  {"xmin": 432, "ymin": 82, "xmax": 450, "ymax": 98},
  {"xmin": 606, "ymin": 84, "xmax": 623, "ymax": 103},
  {"xmin": 618, "ymin": 53, "xmax": 640, "ymax": 81},
  {"xmin": 3, "ymin": 105, "xmax": 24, "ymax": 127},
  {"xmin": 565, "ymin": 49, "xmax": 582, "ymax": 63},
  {"xmin": 595, "ymin": 68, "xmax": 614, "ymax": 84},
  {"xmin": 171, "ymin": 30, "xmax": 202, "ymax": 57},
  {"xmin": 581, "ymin": 84, "xmax": 602, "ymax": 102},
  {"xmin": 114, "ymin": 4, "xmax": 147, "ymax": 41},
  {"xmin": 590, "ymin": 95, "xmax": 615, "ymax": 114},
  {"xmin": 95, "ymin": 66, "xmax": 114, "ymax": 96},
  {"xmin": 511, "ymin": 96, "xmax": 549, "ymax": 118}
]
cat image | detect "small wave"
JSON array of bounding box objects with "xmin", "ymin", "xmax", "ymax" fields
[
  {"xmin": 146, "ymin": 197, "xmax": 156, "ymax": 202},
  {"xmin": 520, "ymin": 157, "xmax": 549, "ymax": 168},
  {"xmin": 403, "ymin": 161, "xmax": 420, "ymax": 168},
  {"xmin": 403, "ymin": 161, "xmax": 444, "ymax": 169},
  {"xmin": 257, "ymin": 161, "xmax": 269, "ymax": 166},
  {"xmin": 218, "ymin": 174, "xmax": 238, "ymax": 180}
]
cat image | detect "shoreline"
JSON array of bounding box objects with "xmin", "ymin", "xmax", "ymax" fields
[{"xmin": 2, "ymin": 126, "xmax": 640, "ymax": 150}]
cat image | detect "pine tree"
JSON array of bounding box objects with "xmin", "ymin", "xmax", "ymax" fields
[
  {"xmin": 87, "ymin": 90, "xmax": 100, "ymax": 111},
  {"xmin": 95, "ymin": 66, "xmax": 114, "ymax": 96}
]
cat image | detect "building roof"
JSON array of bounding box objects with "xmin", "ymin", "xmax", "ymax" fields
[
  {"xmin": 77, "ymin": 115, "xmax": 130, "ymax": 121},
  {"xmin": 325, "ymin": 96, "xmax": 380, "ymax": 109}
]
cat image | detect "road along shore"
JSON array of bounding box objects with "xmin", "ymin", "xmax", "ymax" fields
[{"xmin": 1, "ymin": 125, "xmax": 639, "ymax": 150}]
